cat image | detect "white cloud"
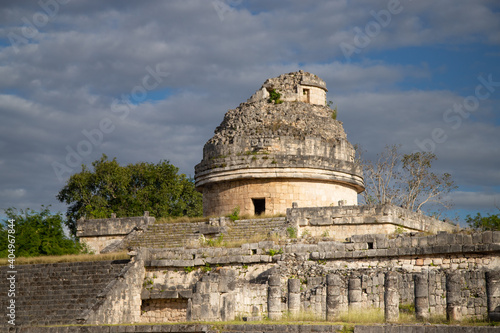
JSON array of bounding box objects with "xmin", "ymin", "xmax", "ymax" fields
[{"xmin": 0, "ymin": 0, "xmax": 498, "ymax": 220}]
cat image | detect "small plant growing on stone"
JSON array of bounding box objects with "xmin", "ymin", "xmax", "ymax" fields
[
  {"xmin": 202, "ymin": 263, "xmax": 212, "ymax": 272},
  {"xmin": 268, "ymin": 89, "xmax": 283, "ymax": 104},
  {"xmin": 394, "ymin": 226, "xmax": 404, "ymax": 234},
  {"xmin": 267, "ymin": 248, "xmax": 283, "ymax": 256},
  {"xmin": 143, "ymin": 277, "xmax": 153, "ymax": 288},
  {"xmin": 184, "ymin": 266, "xmax": 196, "ymax": 273},
  {"xmin": 228, "ymin": 206, "xmax": 240, "ymax": 221},
  {"xmin": 327, "ymin": 101, "xmax": 337, "ymax": 119},
  {"xmin": 286, "ymin": 226, "xmax": 297, "ymax": 239},
  {"xmin": 322, "ymin": 230, "xmax": 330, "ymax": 237}
]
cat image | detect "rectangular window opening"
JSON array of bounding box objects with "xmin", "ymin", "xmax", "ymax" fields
[{"xmin": 252, "ymin": 198, "xmax": 266, "ymax": 216}]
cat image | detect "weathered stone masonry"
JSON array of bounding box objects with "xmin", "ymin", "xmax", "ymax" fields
[
  {"xmin": 195, "ymin": 71, "xmax": 364, "ymax": 217},
  {"xmin": 138, "ymin": 230, "xmax": 500, "ymax": 323},
  {"xmin": 2, "ymin": 230, "xmax": 500, "ymax": 329}
]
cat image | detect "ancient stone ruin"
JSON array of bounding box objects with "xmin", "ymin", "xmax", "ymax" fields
[
  {"xmin": 195, "ymin": 71, "xmax": 363, "ymax": 217},
  {"xmin": 2, "ymin": 72, "xmax": 500, "ymax": 332}
]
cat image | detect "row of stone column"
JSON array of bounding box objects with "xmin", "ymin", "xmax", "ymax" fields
[{"xmin": 267, "ymin": 270, "xmax": 500, "ymax": 322}]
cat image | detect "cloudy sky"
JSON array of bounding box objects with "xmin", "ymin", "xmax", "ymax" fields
[{"xmin": 1, "ymin": 0, "xmax": 499, "ymax": 226}]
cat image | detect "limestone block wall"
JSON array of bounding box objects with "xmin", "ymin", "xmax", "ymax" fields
[
  {"xmin": 202, "ymin": 178, "xmax": 358, "ymax": 217},
  {"xmin": 10, "ymin": 323, "xmax": 500, "ymax": 333},
  {"xmin": 141, "ymin": 299, "xmax": 188, "ymax": 323},
  {"xmin": 141, "ymin": 261, "xmax": 274, "ymax": 322},
  {"xmin": 77, "ymin": 212, "xmax": 155, "ymax": 253},
  {"xmin": 287, "ymin": 203, "xmax": 458, "ymax": 240},
  {"xmin": 137, "ymin": 231, "xmax": 500, "ymax": 322},
  {"xmin": 82, "ymin": 255, "xmax": 145, "ymax": 325}
]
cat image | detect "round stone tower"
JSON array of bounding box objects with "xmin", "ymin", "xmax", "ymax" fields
[{"xmin": 195, "ymin": 71, "xmax": 364, "ymax": 217}]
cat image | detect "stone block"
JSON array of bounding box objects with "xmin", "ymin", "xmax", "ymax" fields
[
  {"xmin": 352, "ymin": 250, "xmax": 367, "ymax": 259},
  {"xmin": 449, "ymin": 244, "xmax": 463, "ymax": 253},
  {"xmin": 483, "ymin": 231, "xmax": 493, "ymax": 244},
  {"xmin": 385, "ymin": 248, "xmax": 397, "ymax": 257},
  {"xmin": 472, "ymin": 233, "xmax": 483, "ymax": 244},
  {"xmin": 141, "ymin": 289, "xmax": 151, "ymax": 299},
  {"xmin": 491, "ymin": 231, "xmax": 500, "ymax": 244},
  {"xmin": 158, "ymin": 291, "xmax": 178, "ymax": 299},
  {"xmin": 260, "ymin": 255, "xmax": 271, "ymax": 262}
]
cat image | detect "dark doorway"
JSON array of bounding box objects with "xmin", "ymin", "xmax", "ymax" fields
[
  {"xmin": 302, "ymin": 88, "xmax": 310, "ymax": 103},
  {"xmin": 252, "ymin": 198, "xmax": 266, "ymax": 216}
]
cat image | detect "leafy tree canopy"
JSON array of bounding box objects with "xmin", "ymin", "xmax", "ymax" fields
[
  {"xmin": 0, "ymin": 206, "xmax": 82, "ymax": 257},
  {"xmin": 466, "ymin": 212, "xmax": 500, "ymax": 231},
  {"xmin": 57, "ymin": 155, "xmax": 203, "ymax": 236}
]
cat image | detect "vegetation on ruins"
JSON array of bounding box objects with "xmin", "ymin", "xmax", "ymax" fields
[
  {"xmin": 466, "ymin": 212, "xmax": 500, "ymax": 231},
  {"xmin": 357, "ymin": 144, "xmax": 457, "ymax": 214},
  {"xmin": 57, "ymin": 154, "xmax": 202, "ymax": 236},
  {"xmin": 327, "ymin": 100, "xmax": 337, "ymax": 120},
  {"xmin": 0, "ymin": 206, "xmax": 83, "ymax": 257},
  {"xmin": 267, "ymin": 88, "xmax": 283, "ymax": 104}
]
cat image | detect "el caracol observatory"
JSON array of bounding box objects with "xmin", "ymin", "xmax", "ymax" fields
[{"xmin": 195, "ymin": 71, "xmax": 365, "ymax": 217}]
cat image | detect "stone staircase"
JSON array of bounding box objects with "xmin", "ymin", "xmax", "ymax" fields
[
  {"xmin": 0, "ymin": 259, "xmax": 129, "ymax": 327},
  {"xmin": 126, "ymin": 222, "xmax": 207, "ymax": 248},
  {"xmin": 223, "ymin": 217, "xmax": 288, "ymax": 243},
  {"xmin": 125, "ymin": 217, "xmax": 288, "ymax": 249}
]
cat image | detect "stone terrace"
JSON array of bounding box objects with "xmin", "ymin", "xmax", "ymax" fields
[
  {"xmin": 0, "ymin": 260, "xmax": 129, "ymax": 327},
  {"xmin": 124, "ymin": 217, "xmax": 288, "ymax": 249}
]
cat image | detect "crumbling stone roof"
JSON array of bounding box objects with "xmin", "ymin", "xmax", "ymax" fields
[
  {"xmin": 195, "ymin": 71, "xmax": 363, "ymax": 191},
  {"xmin": 208, "ymin": 99, "xmax": 344, "ymax": 146}
]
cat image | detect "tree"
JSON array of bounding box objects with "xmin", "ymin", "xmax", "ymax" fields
[
  {"xmin": 57, "ymin": 155, "xmax": 203, "ymax": 236},
  {"xmin": 399, "ymin": 152, "xmax": 456, "ymax": 211},
  {"xmin": 358, "ymin": 144, "xmax": 400, "ymax": 205},
  {"xmin": 0, "ymin": 206, "xmax": 82, "ymax": 257},
  {"xmin": 358, "ymin": 145, "xmax": 457, "ymax": 213},
  {"xmin": 466, "ymin": 212, "xmax": 500, "ymax": 231}
]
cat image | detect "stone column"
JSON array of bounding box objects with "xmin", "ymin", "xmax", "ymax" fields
[
  {"xmin": 326, "ymin": 274, "xmax": 342, "ymax": 321},
  {"xmin": 268, "ymin": 275, "xmax": 282, "ymax": 320},
  {"xmin": 348, "ymin": 277, "xmax": 362, "ymax": 310},
  {"xmin": 446, "ymin": 272, "xmax": 462, "ymax": 321},
  {"xmin": 414, "ymin": 272, "xmax": 429, "ymax": 321},
  {"xmin": 486, "ymin": 270, "xmax": 500, "ymax": 321},
  {"xmin": 384, "ymin": 271, "xmax": 399, "ymax": 322},
  {"xmin": 288, "ymin": 278, "xmax": 300, "ymax": 316}
]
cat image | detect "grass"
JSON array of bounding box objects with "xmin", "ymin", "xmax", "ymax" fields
[
  {"xmin": 336, "ymin": 307, "xmax": 385, "ymax": 324},
  {"xmin": 0, "ymin": 251, "xmax": 130, "ymax": 266}
]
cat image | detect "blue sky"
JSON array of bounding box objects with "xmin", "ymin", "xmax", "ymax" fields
[{"xmin": 0, "ymin": 0, "xmax": 499, "ymax": 227}]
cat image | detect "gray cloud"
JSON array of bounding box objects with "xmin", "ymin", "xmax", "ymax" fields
[{"xmin": 0, "ymin": 0, "xmax": 499, "ymax": 223}]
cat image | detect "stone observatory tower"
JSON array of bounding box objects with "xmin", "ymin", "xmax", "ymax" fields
[{"xmin": 195, "ymin": 70, "xmax": 364, "ymax": 217}]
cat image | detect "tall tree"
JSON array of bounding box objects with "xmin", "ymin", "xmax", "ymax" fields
[
  {"xmin": 57, "ymin": 155, "xmax": 203, "ymax": 236},
  {"xmin": 0, "ymin": 206, "xmax": 82, "ymax": 257},
  {"xmin": 358, "ymin": 145, "xmax": 457, "ymax": 213}
]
